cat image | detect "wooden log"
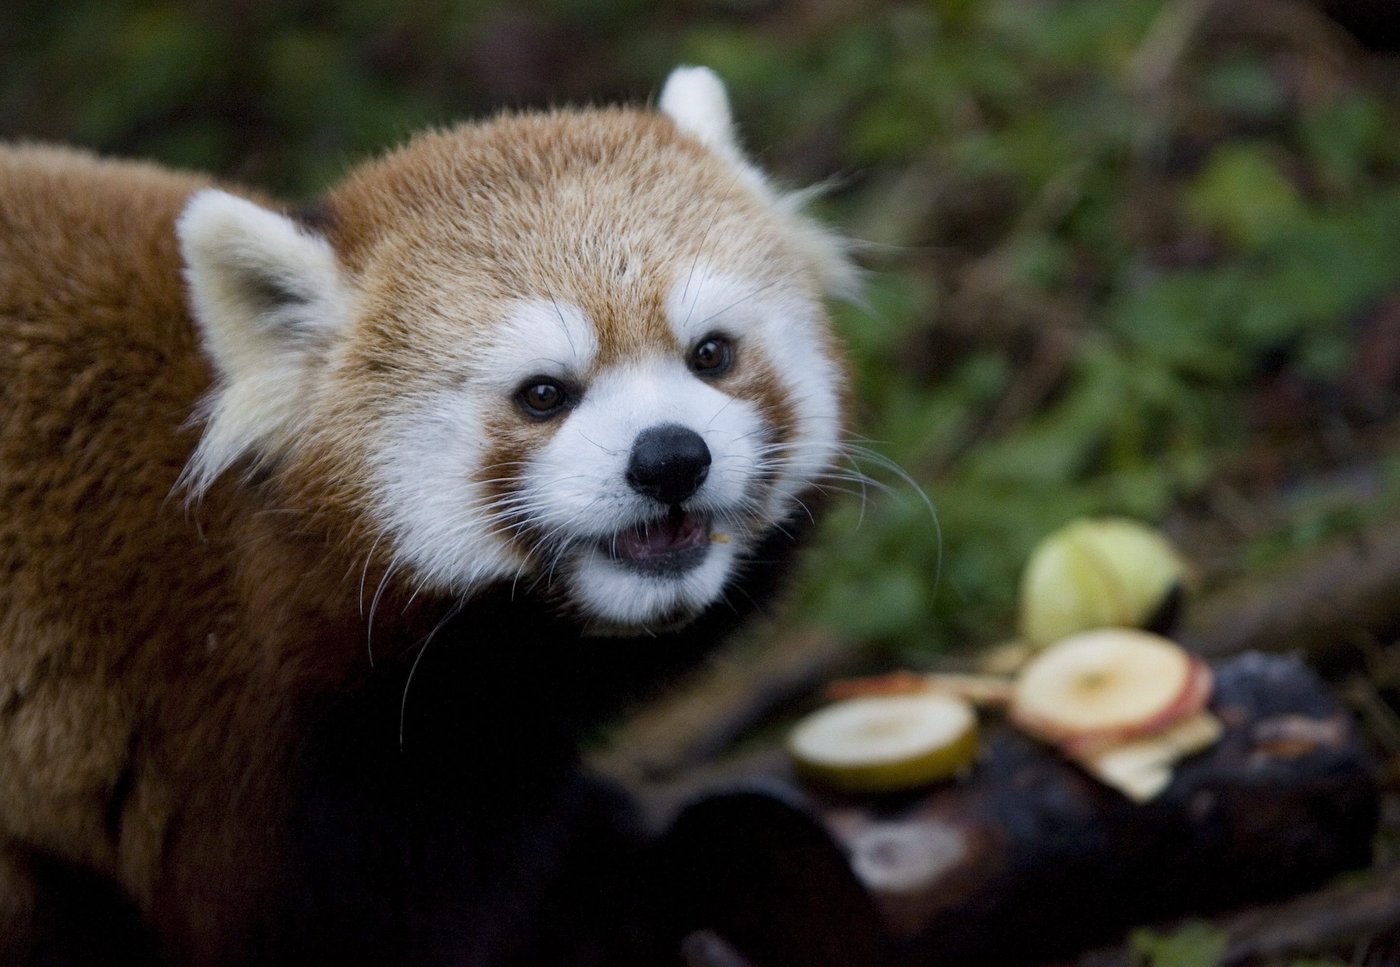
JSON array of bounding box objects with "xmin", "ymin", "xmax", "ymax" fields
[
  {"xmin": 1181, "ymin": 519, "xmax": 1400, "ymax": 665},
  {"xmin": 643, "ymin": 653, "xmax": 1377, "ymax": 967}
]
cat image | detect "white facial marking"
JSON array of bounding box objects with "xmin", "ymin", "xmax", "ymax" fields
[
  {"xmin": 668, "ymin": 264, "xmax": 842, "ymax": 519},
  {"xmin": 473, "ymin": 297, "xmax": 597, "ymax": 391},
  {"xmin": 369, "ymin": 386, "xmax": 524, "ymax": 597},
  {"xmin": 365, "ymin": 298, "xmax": 595, "ymax": 598},
  {"xmin": 368, "ymin": 270, "xmax": 844, "ymax": 629},
  {"xmin": 569, "ymin": 535, "xmax": 740, "ymax": 630},
  {"xmin": 525, "ymin": 357, "xmax": 762, "ymax": 533}
]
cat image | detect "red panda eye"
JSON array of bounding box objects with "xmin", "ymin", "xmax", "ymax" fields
[
  {"xmin": 517, "ymin": 379, "xmax": 568, "ymax": 418},
  {"xmin": 689, "ymin": 335, "xmax": 733, "ymax": 376}
]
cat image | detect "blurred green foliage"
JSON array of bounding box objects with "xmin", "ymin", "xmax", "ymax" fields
[
  {"xmin": 5, "ymin": 0, "xmax": 1400, "ymax": 654},
  {"xmin": 1129, "ymin": 920, "xmax": 1229, "ymax": 967}
]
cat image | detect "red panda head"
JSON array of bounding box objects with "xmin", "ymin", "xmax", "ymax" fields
[{"xmin": 177, "ymin": 68, "xmax": 853, "ymax": 634}]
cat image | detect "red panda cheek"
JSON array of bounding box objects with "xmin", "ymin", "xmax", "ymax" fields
[
  {"xmin": 474, "ymin": 412, "xmax": 563, "ymax": 555},
  {"xmin": 727, "ymin": 355, "xmax": 795, "ymax": 478}
]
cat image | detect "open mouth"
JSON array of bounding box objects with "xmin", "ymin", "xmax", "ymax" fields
[{"xmin": 605, "ymin": 507, "xmax": 712, "ymax": 575}]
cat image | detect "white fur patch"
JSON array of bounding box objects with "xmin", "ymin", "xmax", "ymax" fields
[
  {"xmin": 367, "ymin": 386, "xmax": 525, "ymax": 597},
  {"xmin": 362, "ymin": 298, "xmax": 598, "ymax": 599},
  {"xmin": 178, "ymin": 189, "xmax": 351, "ymax": 493},
  {"xmin": 524, "ymin": 357, "xmax": 763, "ymax": 534},
  {"xmin": 367, "ymin": 273, "xmax": 843, "ymax": 627},
  {"xmin": 667, "ymin": 265, "xmax": 843, "ymax": 520},
  {"xmin": 365, "ymin": 345, "xmax": 774, "ymax": 625},
  {"xmin": 472, "ymin": 298, "xmax": 597, "ymax": 391},
  {"xmin": 570, "ymin": 536, "xmax": 740, "ymax": 631}
]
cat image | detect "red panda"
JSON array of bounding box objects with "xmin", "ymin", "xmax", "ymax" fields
[{"xmin": 0, "ymin": 67, "xmax": 853, "ymax": 965}]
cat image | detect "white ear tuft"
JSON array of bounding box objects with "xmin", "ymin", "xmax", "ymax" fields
[
  {"xmin": 177, "ymin": 189, "xmax": 350, "ymax": 494},
  {"xmin": 660, "ymin": 66, "xmax": 741, "ymax": 158},
  {"xmin": 178, "ymin": 189, "xmax": 347, "ymax": 351},
  {"xmin": 659, "ymin": 67, "xmax": 860, "ymax": 301}
]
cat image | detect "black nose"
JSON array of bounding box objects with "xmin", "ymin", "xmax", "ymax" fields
[{"xmin": 626, "ymin": 424, "xmax": 711, "ymax": 506}]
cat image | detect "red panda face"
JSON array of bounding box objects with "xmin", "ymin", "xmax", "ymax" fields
[
  {"xmin": 177, "ymin": 68, "xmax": 852, "ymax": 633},
  {"xmin": 382, "ymin": 263, "xmax": 842, "ymax": 633}
]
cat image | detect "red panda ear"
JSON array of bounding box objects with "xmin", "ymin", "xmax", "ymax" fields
[
  {"xmin": 658, "ymin": 66, "xmax": 772, "ymax": 202},
  {"xmin": 176, "ymin": 189, "xmax": 350, "ymax": 494},
  {"xmin": 660, "ymin": 67, "xmax": 861, "ymax": 301},
  {"xmin": 659, "ymin": 66, "xmax": 743, "ymax": 160}
]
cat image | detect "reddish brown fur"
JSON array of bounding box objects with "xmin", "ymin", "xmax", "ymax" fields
[
  {"xmin": 0, "ymin": 146, "xmax": 230, "ymax": 950},
  {"xmin": 0, "ymin": 146, "xmax": 445, "ymax": 963},
  {"xmin": 321, "ymin": 109, "xmax": 800, "ymax": 368}
]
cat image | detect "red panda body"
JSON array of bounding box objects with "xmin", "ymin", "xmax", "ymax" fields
[{"xmin": 0, "ymin": 69, "xmax": 851, "ymax": 965}]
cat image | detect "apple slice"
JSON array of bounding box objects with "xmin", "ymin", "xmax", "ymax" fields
[
  {"xmin": 788, "ymin": 693, "xmax": 979, "ymax": 793},
  {"xmin": 1059, "ymin": 654, "xmax": 1213, "ymax": 757},
  {"xmin": 1010, "ymin": 629, "xmax": 1212, "ymax": 750},
  {"xmin": 1076, "ymin": 710, "xmax": 1224, "ymax": 802}
]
